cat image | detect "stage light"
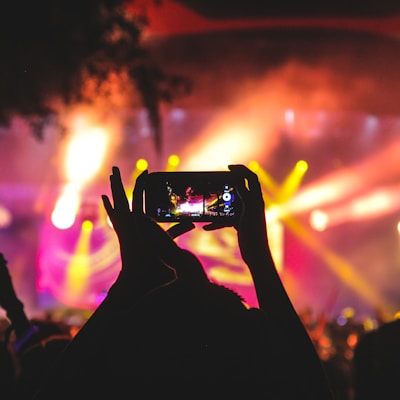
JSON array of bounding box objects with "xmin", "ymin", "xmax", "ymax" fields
[
  {"xmin": 249, "ymin": 160, "xmax": 389, "ymax": 313},
  {"xmin": 65, "ymin": 127, "xmax": 109, "ymax": 184},
  {"xmin": 0, "ymin": 204, "xmax": 12, "ymax": 229},
  {"xmin": 296, "ymin": 160, "xmax": 308, "ymax": 173},
  {"xmin": 342, "ymin": 306, "xmax": 356, "ymax": 319},
  {"xmin": 248, "ymin": 161, "xmax": 278, "ymax": 195},
  {"xmin": 285, "ymin": 108, "xmax": 295, "ymax": 125},
  {"xmin": 166, "ymin": 154, "xmax": 180, "ymax": 171},
  {"xmin": 51, "ymin": 190, "xmax": 80, "ymax": 230},
  {"xmin": 309, "ymin": 209, "xmax": 329, "ymax": 231},
  {"xmin": 65, "ymin": 220, "xmax": 93, "ymax": 300},
  {"xmin": 276, "ymin": 160, "xmax": 309, "ymax": 203},
  {"xmin": 136, "ymin": 158, "xmax": 148, "ymax": 171},
  {"xmin": 248, "ymin": 160, "xmax": 260, "ymax": 172},
  {"xmin": 82, "ymin": 220, "xmax": 94, "ymax": 232},
  {"xmin": 363, "ymin": 317, "xmax": 378, "ymax": 331},
  {"xmin": 51, "ymin": 206, "xmax": 76, "ymax": 230}
]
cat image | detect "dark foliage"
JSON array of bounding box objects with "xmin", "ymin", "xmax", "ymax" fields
[{"xmin": 0, "ymin": 0, "xmax": 190, "ymax": 152}]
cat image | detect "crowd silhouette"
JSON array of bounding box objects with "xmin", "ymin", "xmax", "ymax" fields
[
  {"xmin": 0, "ymin": 253, "xmax": 72, "ymax": 399},
  {"xmin": 0, "ymin": 164, "xmax": 398, "ymax": 399}
]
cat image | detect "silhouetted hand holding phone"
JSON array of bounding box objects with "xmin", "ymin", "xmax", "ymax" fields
[
  {"xmin": 101, "ymin": 166, "xmax": 202, "ymax": 297},
  {"xmin": 34, "ymin": 164, "xmax": 334, "ymax": 399}
]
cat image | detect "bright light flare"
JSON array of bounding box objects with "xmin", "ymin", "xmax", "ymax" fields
[
  {"xmin": 0, "ymin": 205, "xmax": 12, "ymax": 229},
  {"xmin": 180, "ymin": 116, "xmax": 275, "ymax": 170},
  {"xmin": 183, "ymin": 127, "xmax": 253, "ymax": 170},
  {"xmin": 310, "ymin": 209, "xmax": 329, "ymax": 231},
  {"xmin": 315, "ymin": 185, "xmax": 400, "ymax": 228},
  {"xmin": 65, "ymin": 127, "xmax": 109, "ymax": 184},
  {"xmin": 51, "ymin": 185, "xmax": 80, "ymax": 230}
]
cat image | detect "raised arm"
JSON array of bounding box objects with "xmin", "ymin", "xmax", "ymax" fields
[
  {"xmin": 205, "ymin": 164, "xmax": 334, "ymax": 399},
  {"xmin": 0, "ymin": 253, "xmax": 31, "ymax": 339}
]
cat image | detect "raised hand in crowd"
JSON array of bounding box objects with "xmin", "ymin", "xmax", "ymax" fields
[{"xmin": 0, "ymin": 252, "xmax": 72, "ymax": 399}]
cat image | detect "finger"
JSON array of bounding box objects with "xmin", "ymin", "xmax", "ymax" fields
[
  {"xmin": 229, "ymin": 164, "xmax": 260, "ymax": 190},
  {"xmin": 166, "ymin": 221, "xmax": 196, "ymax": 239},
  {"xmin": 202, "ymin": 221, "xmax": 232, "ymax": 231},
  {"xmin": 110, "ymin": 166, "xmax": 130, "ymax": 212},
  {"xmin": 227, "ymin": 164, "xmax": 249, "ymax": 199},
  {"xmin": 132, "ymin": 169, "xmax": 148, "ymax": 214},
  {"xmin": 101, "ymin": 195, "xmax": 114, "ymax": 218},
  {"xmin": 228, "ymin": 164, "xmax": 263, "ymax": 203}
]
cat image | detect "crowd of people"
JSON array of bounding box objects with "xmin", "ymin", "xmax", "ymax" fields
[{"xmin": 0, "ymin": 164, "xmax": 398, "ymax": 399}]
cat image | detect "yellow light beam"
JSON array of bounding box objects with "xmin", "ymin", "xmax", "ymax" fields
[
  {"xmin": 276, "ymin": 160, "xmax": 308, "ymax": 203},
  {"xmin": 248, "ymin": 160, "xmax": 279, "ymax": 195},
  {"xmin": 165, "ymin": 154, "xmax": 180, "ymax": 171},
  {"xmin": 65, "ymin": 221, "xmax": 93, "ymax": 300}
]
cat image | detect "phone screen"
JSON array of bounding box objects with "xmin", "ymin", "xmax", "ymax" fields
[{"xmin": 144, "ymin": 171, "xmax": 241, "ymax": 223}]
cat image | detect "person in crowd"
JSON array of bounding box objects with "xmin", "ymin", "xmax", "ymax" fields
[
  {"xmin": 0, "ymin": 315, "xmax": 16, "ymax": 399},
  {"xmin": 0, "ymin": 252, "xmax": 72, "ymax": 399},
  {"xmin": 33, "ymin": 164, "xmax": 334, "ymax": 399},
  {"xmin": 353, "ymin": 317, "xmax": 400, "ymax": 400}
]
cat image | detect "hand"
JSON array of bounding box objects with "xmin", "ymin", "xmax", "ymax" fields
[
  {"xmin": 101, "ymin": 167, "xmax": 205, "ymax": 285},
  {"xmin": 203, "ymin": 164, "xmax": 269, "ymax": 265},
  {"xmin": 0, "ymin": 253, "xmax": 23, "ymax": 312},
  {"xmin": 101, "ymin": 166, "xmax": 143, "ymax": 274}
]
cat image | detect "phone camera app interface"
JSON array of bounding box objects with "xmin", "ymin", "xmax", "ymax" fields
[{"xmin": 156, "ymin": 179, "xmax": 236, "ymax": 220}]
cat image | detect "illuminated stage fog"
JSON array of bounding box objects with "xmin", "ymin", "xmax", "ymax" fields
[
  {"xmin": 1, "ymin": 106, "xmax": 400, "ymax": 323},
  {"xmin": 1, "ymin": 25, "xmax": 400, "ymax": 324}
]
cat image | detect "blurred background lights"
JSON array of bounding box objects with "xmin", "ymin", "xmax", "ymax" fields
[
  {"xmin": 342, "ymin": 307, "xmax": 356, "ymax": 320},
  {"xmin": 168, "ymin": 154, "xmax": 180, "ymax": 168},
  {"xmin": 266, "ymin": 204, "xmax": 281, "ymax": 223},
  {"xmin": 82, "ymin": 220, "xmax": 94, "ymax": 232},
  {"xmin": 0, "ymin": 204, "xmax": 12, "ymax": 229},
  {"xmin": 170, "ymin": 108, "xmax": 186, "ymax": 121},
  {"xmin": 285, "ymin": 108, "xmax": 295, "ymax": 125},
  {"xmin": 51, "ymin": 189, "xmax": 80, "ymax": 230},
  {"xmin": 310, "ymin": 209, "xmax": 329, "ymax": 231},
  {"xmin": 296, "ymin": 160, "xmax": 308, "ymax": 173},
  {"xmin": 248, "ymin": 160, "xmax": 260, "ymax": 172},
  {"xmin": 65, "ymin": 127, "xmax": 109, "ymax": 184},
  {"xmin": 136, "ymin": 158, "xmax": 148, "ymax": 171}
]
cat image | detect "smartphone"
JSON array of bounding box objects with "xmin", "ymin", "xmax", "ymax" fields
[{"xmin": 144, "ymin": 171, "xmax": 242, "ymax": 223}]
